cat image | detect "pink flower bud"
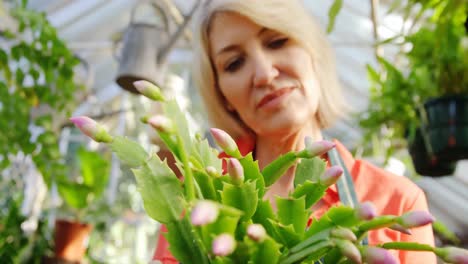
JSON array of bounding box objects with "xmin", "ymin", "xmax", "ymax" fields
[
  {"xmin": 389, "ymin": 224, "xmax": 412, "ymax": 235},
  {"xmin": 320, "ymin": 166, "xmax": 343, "ymax": 186},
  {"xmin": 205, "ymin": 166, "xmax": 219, "ymax": 177},
  {"xmin": 247, "ymin": 224, "xmax": 267, "ymax": 242},
  {"xmin": 148, "ymin": 115, "xmax": 173, "ymax": 133},
  {"xmin": 227, "ymin": 158, "xmax": 244, "ymax": 184},
  {"xmin": 190, "ymin": 201, "xmax": 219, "ymax": 226},
  {"xmin": 334, "ymin": 239, "xmax": 362, "ymax": 263},
  {"xmin": 133, "ymin": 80, "xmax": 165, "ymax": 101},
  {"xmin": 210, "ymin": 128, "xmax": 239, "ymax": 157},
  {"xmin": 435, "ymin": 247, "xmax": 468, "ymax": 264},
  {"xmin": 212, "ymin": 233, "xmax": 236, "ymax": 256},
  {"xmin": 70, "ymin": 116, "xmax": 113, "ymax": 143},
  {"xmin": 305, "ymin": 140, "xmax": 335, "ymax": 157},
  {"xmin": 362, "ymin": 246, "xmax": 398, "ymax": 264},
  {"xmin": 331, "ymin": 227, "xmax": 357, "ymax": 241},
  {"xmin": 355, "ymin": 201, "xmax": 377, "ymax": 221},
  {"xmin": 398, "ymin": 211, "xmax": 435, "ymax": 228}
]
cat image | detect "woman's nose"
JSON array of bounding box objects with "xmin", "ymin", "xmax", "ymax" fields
[{"xmin": 252, "ymin": 52, "xmax": 279, "ymax": 88}]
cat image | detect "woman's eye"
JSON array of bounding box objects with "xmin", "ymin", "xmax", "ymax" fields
[
  {"xmin": 268, "ymin": 38, "xmax": 289, "ymax": 49},
  {"xmin": 224, "ymin": 57, "xmax": 244, "ymax": 72}
]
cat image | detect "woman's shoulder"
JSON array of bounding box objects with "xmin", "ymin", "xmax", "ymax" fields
[{"xmin": 353, "ymin": 158, "xmax": 426, "ymax": 214}]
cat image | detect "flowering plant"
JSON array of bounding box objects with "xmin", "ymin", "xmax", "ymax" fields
[{"xmin": 71, "ymin": 80, "xmax": 468, "ymax": 264}]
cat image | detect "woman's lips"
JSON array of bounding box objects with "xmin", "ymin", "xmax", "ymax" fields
[{"xmin": 256, "ymin": 87, "xmax": 294, "ymax": 109}]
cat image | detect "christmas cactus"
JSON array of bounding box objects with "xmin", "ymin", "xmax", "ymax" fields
[{"xmin": 71, "ymin": 80, "xmax": 468, "ymax": 264}]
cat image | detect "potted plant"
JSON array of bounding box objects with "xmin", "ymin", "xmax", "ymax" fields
[
  {"xmin": 52, "ymin": 147, "xmax": 110, "ymax": 262},
  {"xmin": 69, "ymin": 81, "xmax": 468, "ymax": 263},
  {"xmin": 359, "ymin": 1, "xmax": 468, "ymax": 176}
]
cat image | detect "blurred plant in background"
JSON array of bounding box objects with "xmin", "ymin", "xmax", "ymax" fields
[
  {"xmin": 0, "ymin": 0, "xmax": 84, "ymax": 187},
  {"xmin": 359, "ymin": 0, "xmax": 468, "ymax": 176}
]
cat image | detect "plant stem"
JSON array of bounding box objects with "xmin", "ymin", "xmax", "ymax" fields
[
  {"xmin": 280, "ymin": 240, "xmax": 333, "ymax": 264},
  {"xmin": 358, "ymin": 215, "xmax": 397, "ymax": 232},
  {"xmin": 289, "ymin": 228, "xmax": 332, "ymax": 254},
  {"xmin": 177, "ymin": 134, "xmax": 195, "ymax": 201},
  {"xmin": 381, "ymin": 242, "xmax": 435, "ymax": 252}
]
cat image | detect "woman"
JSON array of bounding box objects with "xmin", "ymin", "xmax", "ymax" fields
[{"xmin": 154, "ymin": 0, "xmax": 436, "ymax": 263}]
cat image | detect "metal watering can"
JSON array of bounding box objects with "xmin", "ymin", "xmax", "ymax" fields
[{"xmin": 115, "ymin": 0, "xmax": 200, "ymax": 94}]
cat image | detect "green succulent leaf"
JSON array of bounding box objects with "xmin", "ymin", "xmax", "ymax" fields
[
  {"xmin": 163, "ymin": 100, "xmax": 193, "ymax": 155},
  {"xmin": 267, "ymin": 219, "xmax": 301, "ymax": 248},
  {"xmin": 132, "ymin": 155, "xmax": 184, "ymax": 224},
  {"xmin": 276, "ymin": 196, "xmax": 308, "ymax": 237},
  {"xmin": 193, "ymin": 170, "xmax": 217, "ymax": 200},
  {"xmin": 110, "ymin": 136, "xmax": 148, "ymax": 168},
  {"xmin": 165, "ymin": 217, "xmax": 210, "ymax": 264},
  {"xmin": 292, "ymin": 181, "xmax": 327, "ymax": 209},
  {"xmin": 239, "ymin": 153, "xmax": 265, "ymax": 197},
  {"xmin": 249, "ymin": 237, "xmax": 281, "ymax": 264},
  {"xmin": 221, "ymin": 181, "xmax": 258, "ymax": 221},
  {"xmin": 193, "ymin": 137, "xmax": 222, "ymax": 171},
  {"xmin": 294, "ymin": 157, "xmax": 326, "ymax": 187},
  {"xmin": 262, "ymin": 152, "xmax": 297, "ymax": 187}
]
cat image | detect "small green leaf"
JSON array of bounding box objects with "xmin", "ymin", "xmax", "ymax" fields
[
  {"xmin": 276, "ymin": 196, "xmax": 308, "ymax": 237},
  {"xmin": 328, "ymin": 206, "xmax": 360, "ymax": 227},
  {"xmin": 15, "ymin": 68, "xmax": 25, "ymax": 86},
  {"xmin": 193, "ymin": 137, "xmax": 222, "ymax": 171},
  {"xmin": 57, "ymin": 181, "xmax": 92, "ymax": 209},
  {"xmin": 165, "ymin": 217, "xmax": 210, "ymax": 264},
  {"xmin": 294, "ymin": 157, "xmax": 326, "ymax": 187},
  {"xmin": 322, "ymin": 248, "xmax": 343, "ymax": 264},
  {"xmin": 0, "ymin": 49, "xmax": 8, "ymax": 66},
  {"xmin": 77, "ymin": 147, "xmax": 109, "ymax": 197},
  {"xmin": 193, "ymin": 170, "xmax": 217, "ymax": 200},
  {"xmin": 327, "ymin": 0, "xmax": 343, "ymax": 33},
  {"xmin": 163, "ymin": 100, "xmax": 192, "ymax": 155},
  {"xmin": 262, "ymin": 152, "xmax": 297, "ymax": 187},
  {"xmin": 239, "ymin": 153, "xmax": 265, "ymax": 197},
  {"xmin": 267, "ymin": 219, "xmax": 301, "ymax": 248},
  {"xmin": 250, "ymin": 237, "xmax": 281, "ymax": 264},
  {"xmin": 132, "ymin": 155, "xmax": 184, "ymax": 223},
  {"xmin": 221, "ymin": 181, "xmax": 258, "ymax": 221},
  {"xmin": 291, "ymin": 181, "xmax": 327, "ymax": 208},
  {"xmin": 110, "ymin": 136, "xmax": 148, "ymax": 168},
  {"xmin": 252, "ymin": 199, "xmax": 276, "ymax": 223}
]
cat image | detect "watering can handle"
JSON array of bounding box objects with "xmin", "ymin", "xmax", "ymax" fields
[
  {"xmin": 130, "ymin": 0, "xmax": 169, "ymax": 33},
  {"xmin": 157, "ymin": 0, "xmax": 203, "ymax": 64}
]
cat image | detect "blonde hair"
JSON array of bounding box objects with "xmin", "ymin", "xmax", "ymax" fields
[{"xmin": 192, "ymin": 0, "xmax": 345, "ymax": 140}]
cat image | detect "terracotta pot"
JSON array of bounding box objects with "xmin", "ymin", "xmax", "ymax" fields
[{"xmin": 54, "ymin": 219, "xmax": 92, "ymax": 262}]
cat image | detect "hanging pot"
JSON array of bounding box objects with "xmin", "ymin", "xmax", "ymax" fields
[
  {"xmin": 408, "ymin": 127, "xmax": 456, "ymax": 177},
  {"xmin": 422, "ymin": 95, "xmax": 468, "ymax": 163},
  {"xmin": 54, "ymin": 219, "xmax": 92, "ymax": 262},
  {"xmin": 115, "ymin": 0, "xmax": 201, "ymax": 94}
]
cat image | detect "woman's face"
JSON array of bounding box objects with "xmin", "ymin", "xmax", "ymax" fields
[{"xmin": 209, "ymin": 11, "xmax": 321, "ymax": 137}]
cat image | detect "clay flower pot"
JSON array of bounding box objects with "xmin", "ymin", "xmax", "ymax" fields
[{"xmin": 54, "ymin": 219, "xmax": 92, "ymax": 262}]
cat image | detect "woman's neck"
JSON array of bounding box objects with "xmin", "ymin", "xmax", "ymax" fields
[
  {"xmin": 255, "ymin": 122, "xmax": 322, "ymax": 169},
  {"xmin": 255, "ymin": 121, "xmax": 322, "ymax": 204}
]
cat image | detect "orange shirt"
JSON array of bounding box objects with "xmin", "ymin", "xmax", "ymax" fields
[{"xmin": 153, "ymin": 139, "xmax": 436, "ymax": 264}]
